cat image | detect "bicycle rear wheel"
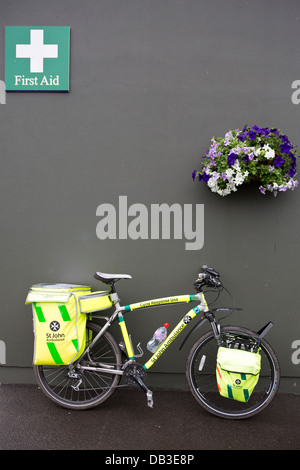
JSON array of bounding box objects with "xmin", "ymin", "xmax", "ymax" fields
[
  {"xmin": 186, "ymin": 326, "xmax": 280, "ymax": 419},
  {"xmin": 34, "ymin": 321, "xmax": 121, "ymax": 410}
]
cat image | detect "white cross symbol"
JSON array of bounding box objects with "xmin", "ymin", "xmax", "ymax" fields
[{"xmin": 16, "ymin": 29, "xmax": 58, "ymax": 73}]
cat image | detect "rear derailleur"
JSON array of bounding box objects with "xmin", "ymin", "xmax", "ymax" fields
[
  {"xmin": 123, "ymin": 362, "xmax": 153, "ymax": 408},
  {"xmin": 68, "ymin": 369, "xmax": 83, "ymax": 392}
]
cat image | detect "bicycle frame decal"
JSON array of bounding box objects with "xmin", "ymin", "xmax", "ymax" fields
[
  {"xmin": 143, "ymin": 305, "xmax": 202, "ymax": 370},
  {"xmin": 124, "ymin": 294, "xmax": 199, "ymax": 311}
]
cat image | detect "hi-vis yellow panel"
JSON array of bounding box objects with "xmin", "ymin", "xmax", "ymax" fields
[
  {"xmin": 27, "ymin": 284, "xmax": 91, "ymax": 365},
  {"xmin": 78, "ymin": 291, "xmax": 113, "ymax": 313},
  {"xmin": 216, "ymin": 347, "xmax": 261, "ymax": 402}
]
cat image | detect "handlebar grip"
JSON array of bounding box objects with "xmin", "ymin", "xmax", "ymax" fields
[{"xmin": 201, "ymin": 265, "xmax": 220, "ymax": 277}]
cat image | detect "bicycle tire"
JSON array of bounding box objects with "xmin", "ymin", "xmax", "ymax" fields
[
  {"xmin": 34, "ymin": 321, "xmax": 122, "ymax": 410},
  {"xmin": 186, "ymin": 325, "xmax": 280, "ymax": 419}
]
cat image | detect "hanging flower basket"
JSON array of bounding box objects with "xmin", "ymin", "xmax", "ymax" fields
[{"xmin": 193, "ymin": 126, "xmax": 298, "ymax": 196}]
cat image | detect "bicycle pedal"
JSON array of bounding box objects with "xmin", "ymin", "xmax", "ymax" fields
[{"xmin": 147, "ymin": 390, "xmax": 154, "ymax": 408}]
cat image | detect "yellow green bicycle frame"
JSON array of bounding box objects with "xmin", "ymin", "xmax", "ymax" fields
[{"xmin": 118, "ymin": 293, "xmax": 209, "ymax": 369}]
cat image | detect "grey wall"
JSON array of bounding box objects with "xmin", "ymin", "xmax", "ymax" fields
[{"xmin": 0, "ymin": 0, "xmax": 299, "ymax": 391}]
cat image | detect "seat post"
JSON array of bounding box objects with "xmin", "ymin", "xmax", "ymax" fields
[{"xmin": 109, "ymin": 281, "xmax": 116, "ymax": 294}]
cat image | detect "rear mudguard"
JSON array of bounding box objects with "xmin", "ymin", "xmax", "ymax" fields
[{"xmin": 179, "ymin": 307, "xmax": 273, "ymax": 350}]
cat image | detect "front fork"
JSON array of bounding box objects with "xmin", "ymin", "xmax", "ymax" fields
[{"xmin": 205, "ymin": 311, "xmax": 222, "ymax": 346}]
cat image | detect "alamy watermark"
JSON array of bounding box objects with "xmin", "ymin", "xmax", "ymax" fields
[
  {"xmin": 0, "ymin": 340, "xmax": 6, "ymax": 364},
  {"xmin": 0, "ymin": 80, "xmax": 6, "ymax": 104},
  {"xmin": 96, "ymin": 196, "xmax": 204, "ymax": 250},
  {"xmin": 291, "ymin": 80, "xmax": 300, "ymax": 104},
  {"xmin": 291, "ymin": 339, "xmax": 300, "ymax": 365}
]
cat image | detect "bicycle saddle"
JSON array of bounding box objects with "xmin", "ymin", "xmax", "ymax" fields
[{"xmin": 94, "ymin": 271, "xmax": 132, "ymax": 284}]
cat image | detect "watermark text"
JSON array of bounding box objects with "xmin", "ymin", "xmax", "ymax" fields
[
  {"xmin": 96, "ymin": 196, "xmax": 204, "ymax": 250},
  {"xmin": 0, "ymin": 81, "xmax": 6, "ymax": 104},
  {"xmin": 291, "ymin": 339, "xmax": 300, "ymax": 365},
  {"xmin": 0, "ymin": 340, "xmax": 6, "ymax": 364}
]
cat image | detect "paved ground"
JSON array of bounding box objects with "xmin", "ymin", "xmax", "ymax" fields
[{"xmin": 0, "ymin": 384, "xmax": 299, "ymax": 451}]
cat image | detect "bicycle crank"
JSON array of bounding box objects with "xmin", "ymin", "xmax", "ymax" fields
[{"xmin": 123, "ymin": 362, "xmax": 154, "ymax": 408}]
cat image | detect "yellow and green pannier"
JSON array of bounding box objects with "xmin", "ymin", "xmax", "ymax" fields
[
  {"xmin": 216, "ymin": 346, "xmax": 261, "ymax": 402},
  {"xmin": 78, "ymin": 291, "xmax": 113, "ymax": 313},
  {"xmin": 26, "ymin": 284, "xmax": 91, "ymax": 366}
]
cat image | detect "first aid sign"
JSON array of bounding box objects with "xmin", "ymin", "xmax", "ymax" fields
[{"xmin": 5, "ymin": 26, "xmax": 70, "ymax": 91}]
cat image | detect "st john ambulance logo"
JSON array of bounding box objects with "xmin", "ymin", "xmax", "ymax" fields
[
  {"xmin": 183, "ymin": 316, "xmax": 192, "ymax": 324},
  {"xmin": 5, "ymin": 26, "xmax": 70, "ymax": 91},
  {"xmin": 50, "ymin": 321, "xmax": 60, "ymax": 332}
]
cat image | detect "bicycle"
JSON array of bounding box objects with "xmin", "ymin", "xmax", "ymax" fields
[{"xmin": 34, "ymin": 265, "xmax": 280, "ymax": 419}]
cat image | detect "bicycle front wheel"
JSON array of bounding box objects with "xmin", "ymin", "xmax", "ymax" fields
[
  {"xmin": 186, "ymin": 326, "xmax": 280, "ymax": 419},
  {"xmin": 34, "ymin": 321, "xmax": 122, "ymax": 410}
]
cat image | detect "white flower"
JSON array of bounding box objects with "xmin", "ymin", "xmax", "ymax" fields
[
  {"xmin": 207, "ymin": 177, "xmax": 218, "ymax": 191},
  {"xmin": 234, "ymin": 172, "xmax": 245, "ymax": 186},
  {"xmin": 263, "ymin": 144, "xmax": 275, "ymax": 160},
  {"xmin": 218, "ymin": 188, "xmax": 231, "ymax": 196},
  {"xmin": 226, "ymin": 168, "xmax": 234, "ymax": 178},
  {"xmin": 254, "ymin": 147, "xmax": 261, "ymax": 156}
]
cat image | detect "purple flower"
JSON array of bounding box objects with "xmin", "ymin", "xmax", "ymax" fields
[
  {"xmin": 261, "ymin": 127, "xmax": 270, "ymax": 137},
  {"xmin": 274, "ymin": 155, "xmax": 285, "ymax": 167},
  {"xmin": 280, "ymin": 142, "xmax": 293, "ymax": 154},
  {"xmin": 247, "ymin": 130, "xmax": 256, "ymax": 140},
  {"xmin": 259, "ymin": 186, "xmax": 266, "ymax": 194},
  {"xmin": 237, "ymin": 132, "xmax": 246, "ymax": 142},
  {"xmin": 252, "ymin": 125, "xmax": 262, "ymax": 134},
  {"xmin": 227, "ymin": 152, "xmax": 237, "ymax": 166},
  {"xmin": 198, "ymin": 171, "xmax": 210, "ymax": 182},
  {"xmin": 280, "ymin": 134, "xmax": 290, "ymax": 143},
  {"xmin": 289, "ymin": 152, "xmax": 296, "ymax": 167},
  {"xmin": 270, "ymin": 128, "xmax": 279, "ymax": 135},
  {"xmin": 288, "ymin": 167, "xmax": 296, "ymax": 177}
]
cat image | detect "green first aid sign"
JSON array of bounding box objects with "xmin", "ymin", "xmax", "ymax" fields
[{"xmin": 5, "ymin": 26, "xmax": 70, "ymax": 91}]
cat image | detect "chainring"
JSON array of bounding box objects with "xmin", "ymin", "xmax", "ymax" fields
[{"xmin": 123, "ymin": 362, "xmax": 147, "ymax": 386}]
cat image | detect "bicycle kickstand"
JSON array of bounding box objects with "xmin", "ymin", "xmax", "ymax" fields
[{"xmin": 133, "ymin": 375, "xmax": 154, "ymax": 408}]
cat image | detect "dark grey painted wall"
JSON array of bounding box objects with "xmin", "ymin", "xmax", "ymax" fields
[{"xmin": 0, "ymin": 0, "xmax": 299, "ymax": 391}]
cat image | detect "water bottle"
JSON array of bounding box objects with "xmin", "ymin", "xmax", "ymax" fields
[{"xmin": 147, "ymin": 323, "xmax": 169, "ymax": 353}]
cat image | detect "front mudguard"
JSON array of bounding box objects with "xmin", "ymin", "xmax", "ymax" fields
[{"xmin": 179, "ymin": 307, "xmax": 273, "ymax": 350}]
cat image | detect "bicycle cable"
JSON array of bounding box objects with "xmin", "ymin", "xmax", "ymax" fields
[{"xmin": 216, "ymin": 285, "xmax": 241, "ymax": 321}]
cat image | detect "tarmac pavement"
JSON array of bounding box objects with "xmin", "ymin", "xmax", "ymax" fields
[{"xmin": 0, "ymin": 384, "xmax": 299, "ymax": 452}]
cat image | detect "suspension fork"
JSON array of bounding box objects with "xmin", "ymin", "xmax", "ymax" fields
[{"xmin": 205, "ymin": 311, "xmax": 222, "ymax": 346}]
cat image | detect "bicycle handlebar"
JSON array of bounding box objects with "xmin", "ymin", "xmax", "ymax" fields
[
  {"xmin": 195, "ymin": 265, "xmax": 222, "ymax": 290},
  {"xmin": 201, "ymin": 265, "xmax": 220, "ymax": 278}
]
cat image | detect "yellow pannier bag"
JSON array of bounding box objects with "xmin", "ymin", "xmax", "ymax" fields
[
  {"xmin": 26, "ymin": 284, "xmax": 91, "ymax": 366},
  {"xmin": 78, "ymin": 291, "xmax": 113, "ymax": 313},
  {"xmin": 216, "ymin": 347, "xmax": 261, "ymax": 402}
]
